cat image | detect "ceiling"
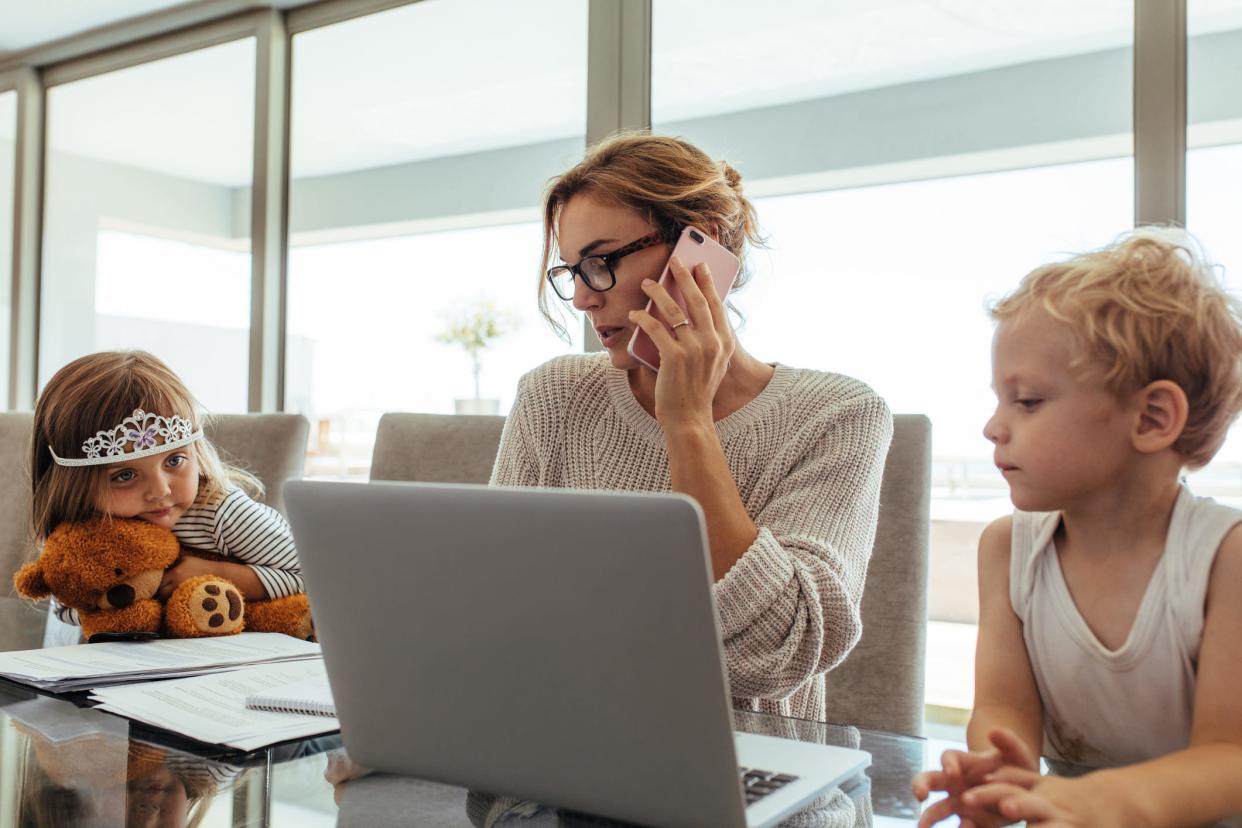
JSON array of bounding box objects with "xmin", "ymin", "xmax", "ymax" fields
[
  {"xmin": 4, "ymin": 0, "xmax": 1242, "ymax": 188},
  {"xmin": 0, "ymin": 0, "xmax": 202, "ymax": 61}
]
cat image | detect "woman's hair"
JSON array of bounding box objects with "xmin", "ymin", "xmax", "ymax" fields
[
  {"xmin": 538, "ymin": 131, "xmax": 764, "ymax": 339},
  {"xmin": 990, "ymin": 227, "xmax": 1242, "ymax": 469},
  {"xmin": 30, "ymin": 351, "xmax": 262, "ymax": 541}
]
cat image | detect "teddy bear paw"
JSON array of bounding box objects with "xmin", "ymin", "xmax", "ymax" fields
[
  {"xmin": 165, "ymin": 575, "xmax": 245, "ymax": 637},
  {"xmin": 193, "ymin": 580, "xmax": 244, "ymax": 633}
]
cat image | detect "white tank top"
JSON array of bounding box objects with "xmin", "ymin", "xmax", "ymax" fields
[{"xmin": 1010, "ymin": 484, "xmax": 1241, "ymax": 771}]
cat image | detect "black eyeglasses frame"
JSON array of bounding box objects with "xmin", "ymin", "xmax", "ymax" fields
[{"xmin": 546, "ymin": 228, "xmax": 678, "ymax": 301}]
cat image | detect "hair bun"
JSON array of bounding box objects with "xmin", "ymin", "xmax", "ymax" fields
[{"xmin": 720, "ymin": 161, "xmax": 743, "ymax": 190}]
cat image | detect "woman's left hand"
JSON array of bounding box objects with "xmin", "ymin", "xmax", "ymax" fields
[{"xmin": 629, "ymin": 255, "xmax": 735, "ymax": 430}]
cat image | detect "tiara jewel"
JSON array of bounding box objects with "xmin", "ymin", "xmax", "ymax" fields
[{"xmin": 49, "ymin": 409, "xmax": 204, "ymax": 468}]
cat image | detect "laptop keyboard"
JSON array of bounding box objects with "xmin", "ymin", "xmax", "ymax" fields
[{"xmin": 740, "ymin": 767, "xmax": 799, "ymax": 805}]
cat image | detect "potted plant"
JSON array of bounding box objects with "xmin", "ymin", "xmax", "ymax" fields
[{"xmin": 436, "ymin": 299, "xmax": 518, "ymax": 415}]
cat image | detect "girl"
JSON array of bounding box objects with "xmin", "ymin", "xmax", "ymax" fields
[
  {"xmin": 914, "ymin": 229, "xmax": 1242, "ymax": 827},
  {"xmin": 31, "ymin": 350, "xmax": 309, "ymax": 639}
]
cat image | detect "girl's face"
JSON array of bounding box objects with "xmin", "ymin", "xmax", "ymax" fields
[
  {"xmin": 556, "ymin": 193, "xmax": 673, "ymax": 370},
  {"xmin": 96, "ymin": 449, "xmax": 201, "ymax": 530},
  {"xmin": 983, "ymin": 309, "xmax": 1136, "ymax": 512},
  {"xmin": 126, "ymin": 763, "xmax": 189, "ymax": 828}
]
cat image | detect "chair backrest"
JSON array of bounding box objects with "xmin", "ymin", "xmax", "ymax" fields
[
  {"xmin": 204, "ymin": 414, "xmax": 310, "ymax": 516},
  {"xmin": 0, "ymin": 412, "xmax": 46, "ymax": 651},
  {"xmin": 823, "ymin": 414, "xmax": 932, "ymax": 736},
  {"xmin": 369, "ymin": 413, "xmax": 506, "ymax": 484}
]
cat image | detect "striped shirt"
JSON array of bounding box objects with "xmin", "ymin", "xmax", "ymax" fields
[{"xmin": 52, "ymin": 487, "xmax": 303, "ymax": 625}]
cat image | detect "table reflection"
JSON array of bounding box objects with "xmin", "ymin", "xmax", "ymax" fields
[{"xmin": 8, "ymin": 695, "xmax": 242, "ymax": 827}]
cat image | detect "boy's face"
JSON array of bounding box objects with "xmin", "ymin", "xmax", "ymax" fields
[{"xmin": 984, "ymin": 310, "xmax": 1137, "ymax": 512}]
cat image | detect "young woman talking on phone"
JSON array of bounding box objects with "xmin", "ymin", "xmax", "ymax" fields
[{"xmin": 491, "ymin": 132, "xmax": 892, "ymax": 722}]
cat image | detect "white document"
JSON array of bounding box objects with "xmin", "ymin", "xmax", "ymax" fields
[
  {"xmin": 0, "ymin": 633, "xmax": 322, "ymax": 692},
  {"xmin": 90, "ymin": 659, "xmax": 339, "ymax": 751}
]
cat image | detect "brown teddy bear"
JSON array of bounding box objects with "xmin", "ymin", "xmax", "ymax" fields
[{"xmin": 14, "ymin": 517, "xmax": 314, "ymax": 642}]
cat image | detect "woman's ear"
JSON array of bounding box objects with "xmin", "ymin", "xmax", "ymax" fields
[{"xmin": 1132, "ymin": 380, "xmax": 1189, "ymax": 454}]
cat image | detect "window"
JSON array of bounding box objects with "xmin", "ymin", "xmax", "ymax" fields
[
  {"xmin": 653, "ymin": 0, "xmax": 1134, "ymax": 713},
  {"xmin": 1185, "ymin": 0, "xmax": 1242, "ymax": 501},
  {"xmin": 286, "ymin": 0, "xmax": 587, "ymax": 477},
  {"xmin": 0, "ymin": 90, "xmax": 14, "ymax": 399},
  {"xmin": 40, "ymin": 39, "xmax": 255, "ymax": 412}
]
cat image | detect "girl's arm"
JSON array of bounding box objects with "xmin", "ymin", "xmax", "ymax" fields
[
  {"xmin": 160, "ymin": 490, "xmax": 302, "ymax": 602},
  {"xmin": 963, "ymin": 523, "xmax": 1242, "ymax": 828}
]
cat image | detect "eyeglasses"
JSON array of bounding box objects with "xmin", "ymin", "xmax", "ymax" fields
[{"xmin": 546, "ymin": 230, "xmax": 673, "ymax": 301}]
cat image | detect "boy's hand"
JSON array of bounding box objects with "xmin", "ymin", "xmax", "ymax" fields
[
  {"xmin": 960, "ymin": 769, "xmax": 1113, "ymax": 828},
  {"xmin": 913, "ymin": 727, "xmax": 1040, "ymax": 827}
]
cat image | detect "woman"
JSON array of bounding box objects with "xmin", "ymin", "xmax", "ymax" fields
[{"xmin": 492, "ymin": 132, "xmax": 892, "ymax": 722}]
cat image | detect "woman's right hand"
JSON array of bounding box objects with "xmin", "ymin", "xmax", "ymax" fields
[
  {"xmin": 324, "ymin": 749, "xmax": 372, "ymax": 805},
  {"xmin": 912, "ymin": 728, "xmax": 1040, "ymax": 827}
]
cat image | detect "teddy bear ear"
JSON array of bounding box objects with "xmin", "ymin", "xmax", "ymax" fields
[{"xmin": 14, "ymin": 561, "xmax": 51, "ymax": 600}]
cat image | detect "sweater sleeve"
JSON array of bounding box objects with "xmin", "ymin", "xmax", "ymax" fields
[
  {"xmin": 210, "ymin": 490, "xmax": 305, "ymax": 599},
  {"xmin": 489, "ymin": 373, "xmax": 541, "ymax": 487},
  {"xmin": 712, "ymin": 392, "xmax": 892, "ymax": 700}
]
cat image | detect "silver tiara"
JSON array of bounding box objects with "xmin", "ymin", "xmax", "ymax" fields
[{"xmin": 49, "ymin": 409, "xmax": 203, "ymax": 468}]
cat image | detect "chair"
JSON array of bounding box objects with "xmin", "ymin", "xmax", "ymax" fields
[
  {"xmin": 0, "ymin": 412, "xmax": 47, "ymax": 652},
  {"xmin": 822, "ymin": 414, "xmax": 932, "ymax": 737},
  {"xmin": 369, "ymin": 413, "xmax": 505, "ymax": 484},
  {"xmin": 205, "ymin": 413, "xmax": 310, "ymax": 517}
]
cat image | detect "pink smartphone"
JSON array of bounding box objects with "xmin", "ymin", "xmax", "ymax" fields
[{"xmin": 626, "ymin": 225, "xmax": 740, "ymax": 371}]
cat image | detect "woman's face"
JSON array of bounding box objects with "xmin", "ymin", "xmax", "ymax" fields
[{"xmin": 556, "ymin": 193, "xmax": 672, "ymax": 370}]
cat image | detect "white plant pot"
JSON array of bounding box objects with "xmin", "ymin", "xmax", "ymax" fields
[{"xmin": 454, "ymin": 398, "xmax": 500, "ymax": 415}]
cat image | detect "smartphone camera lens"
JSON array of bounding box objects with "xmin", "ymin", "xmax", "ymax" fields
[{"xmin": 689, "ymin": 229, "xmax": 704, "ymax": 243}]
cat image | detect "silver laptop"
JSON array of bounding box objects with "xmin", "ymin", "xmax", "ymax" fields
[{"xmin": 285, "ymin": 480, "xmax": 870, "ymax": 828}]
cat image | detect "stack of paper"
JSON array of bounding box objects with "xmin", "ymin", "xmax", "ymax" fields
[
  {"xmin": 90, "ymin": 660, "xmax": 340, "ymax": 750},
  {"xmin": 0, "ymin": 633, "xmax": 322, "ymax": 692}
]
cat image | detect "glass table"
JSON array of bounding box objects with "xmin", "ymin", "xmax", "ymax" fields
[{"xmin": 0, "ymin": 676, "xmax": 929, "ymax": 827}]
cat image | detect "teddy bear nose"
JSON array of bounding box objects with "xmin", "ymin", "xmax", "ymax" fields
[{"xmin": 106, "ymin": 584, "xmax": 135, "ymax": 609}]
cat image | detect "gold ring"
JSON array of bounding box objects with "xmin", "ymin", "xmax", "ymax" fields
[{"xmin": 671, "ymin": 319, "xmax": 691, "ymax": 330}]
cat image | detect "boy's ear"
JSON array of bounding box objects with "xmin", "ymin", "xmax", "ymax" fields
[{"xmin": 1132, "ymin": 380, "xmax": 1189, "ymax": 454}]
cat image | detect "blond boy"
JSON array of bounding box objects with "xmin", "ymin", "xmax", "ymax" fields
[{"xmin": 915, "ymin": 229, "xmax": 1242, "ymax": 827}]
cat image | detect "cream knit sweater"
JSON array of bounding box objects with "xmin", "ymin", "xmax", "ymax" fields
[{"xmin": 489, "ymin": 353, "xmax": 892, "ymax": 722}]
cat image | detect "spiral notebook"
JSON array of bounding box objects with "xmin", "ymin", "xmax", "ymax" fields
[{"xmin": 244, "ymin": 669, "xmax": 335, "ymax": 717}]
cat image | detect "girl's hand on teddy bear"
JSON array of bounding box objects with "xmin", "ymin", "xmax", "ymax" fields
[
  {"xmin": 156, "ymin": 556, "xmax": 218, "ymax": 601},
  {"xmin": 157, "ymin": 556, "xmax": 268, "ymax": 602}
]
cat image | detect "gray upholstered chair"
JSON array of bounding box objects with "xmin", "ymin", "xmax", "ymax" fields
[
  {"xmin": 823, "ymin": 414, "xmax": 932, "ymax": 736},
  {"xmin": 0, "ymin": 412, "xmax": 46, "ymax": 652},
  {"xmin": 369, "ymin": 413, "xmax": 505, "ymax": 483},
  {"xmin": 204, "ymin": 413, "xmax": 310, "ymax": 517}
]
